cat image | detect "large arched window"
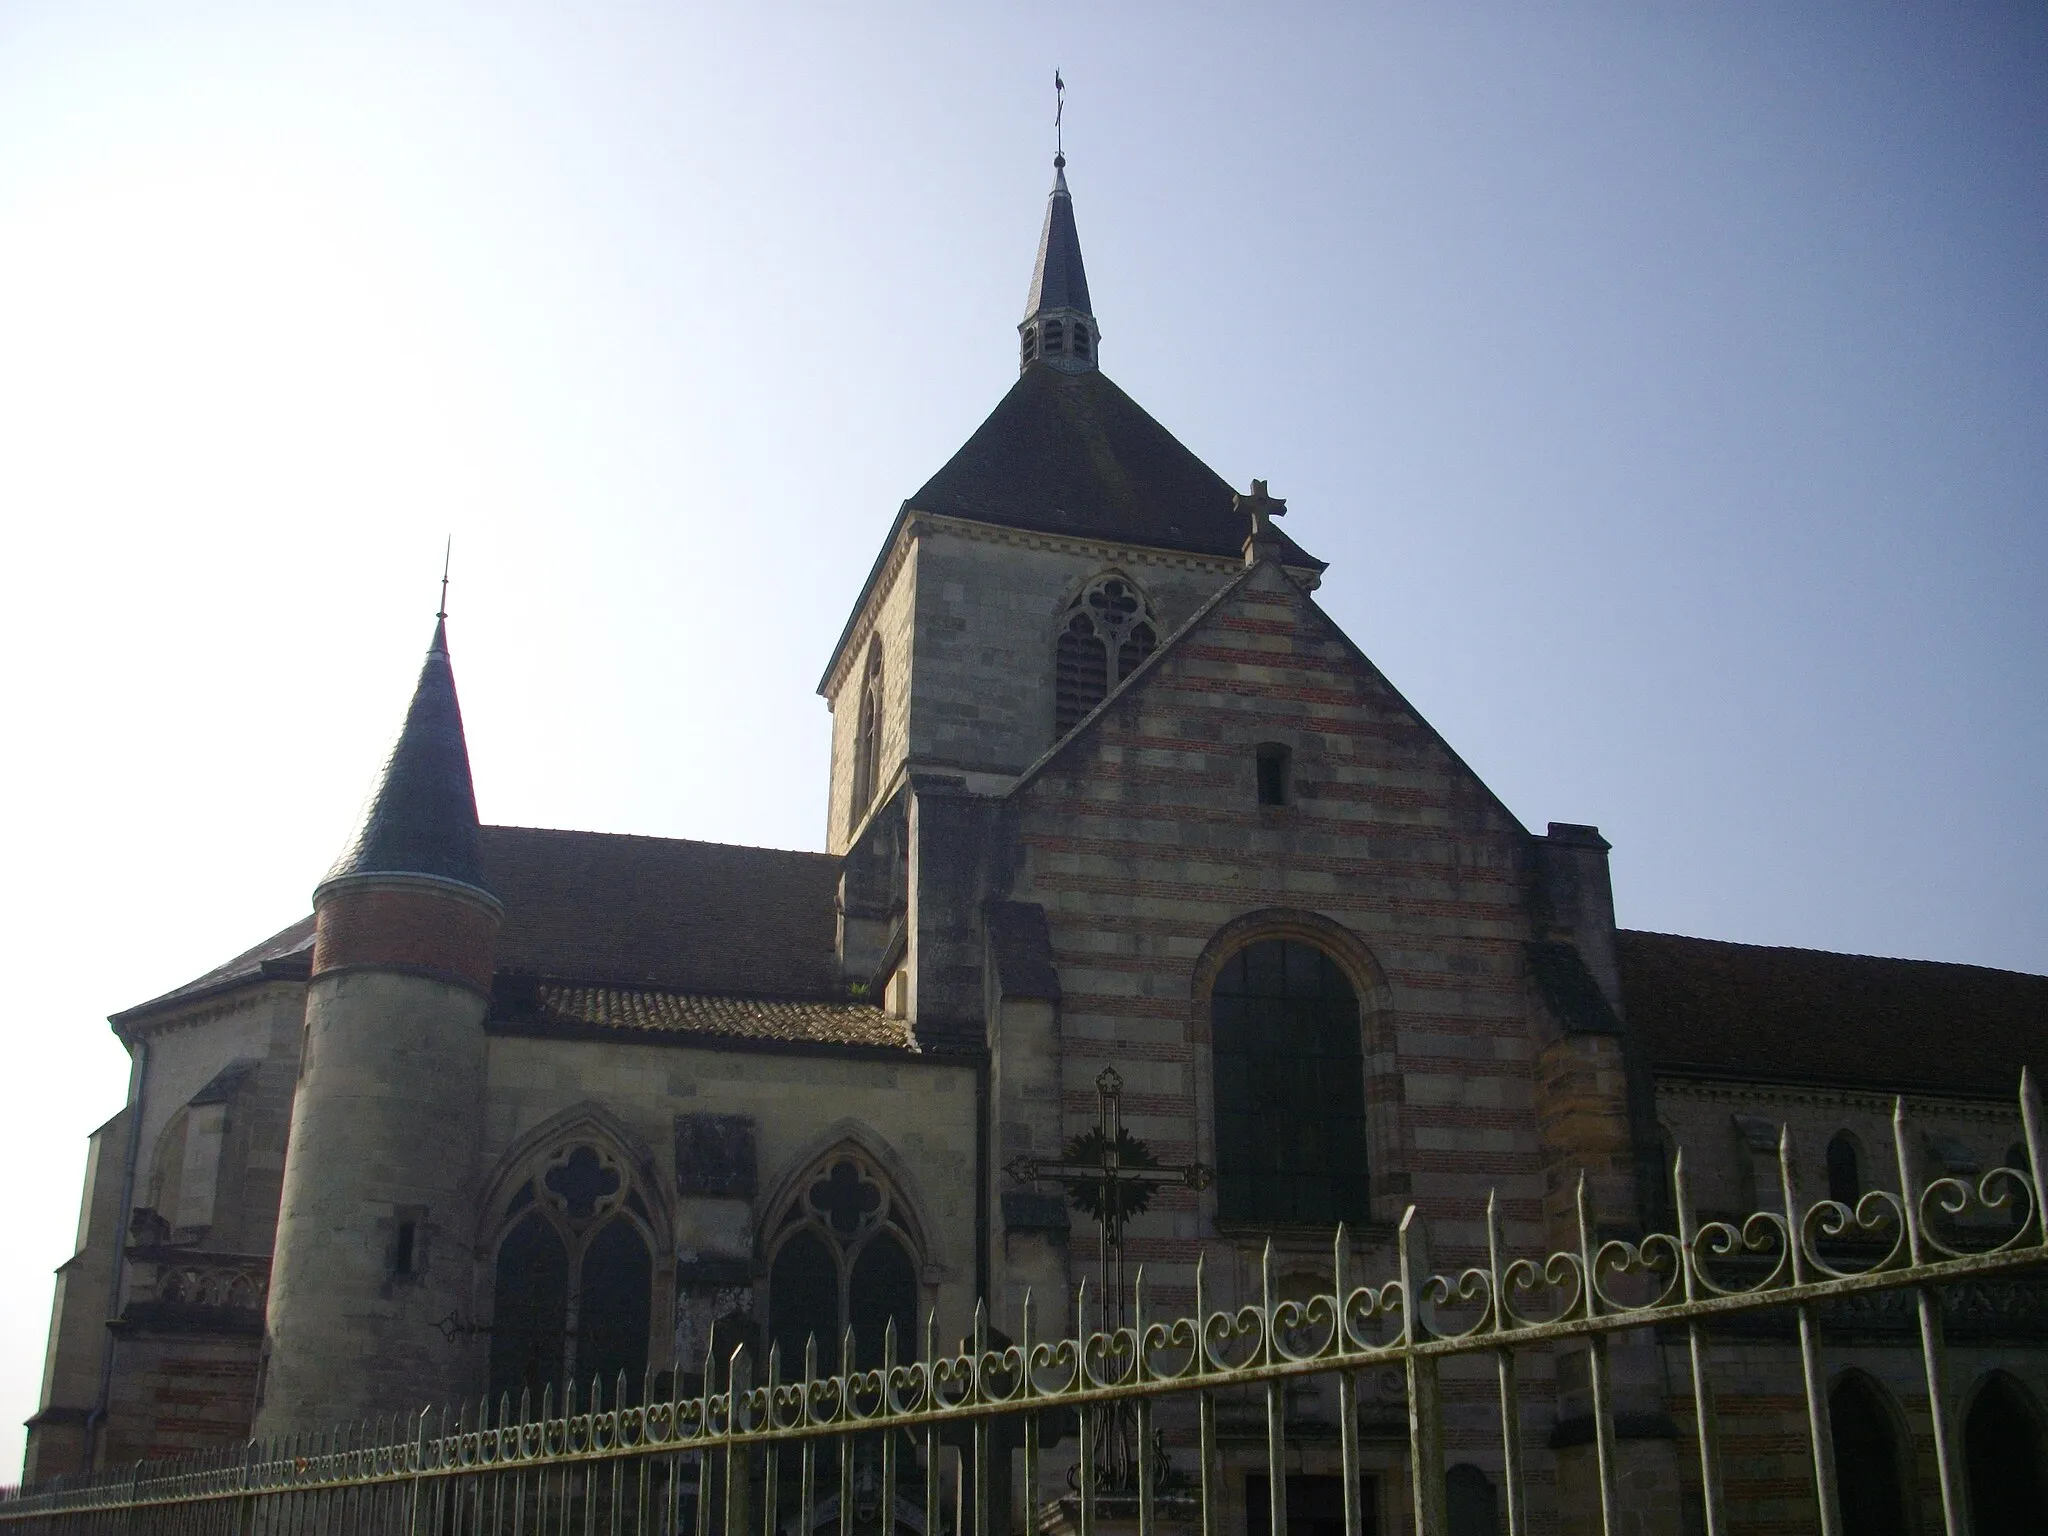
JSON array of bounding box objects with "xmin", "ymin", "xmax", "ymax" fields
[
  {"xmin": 1967, "ymin": 1372, "xmax": 2048, "ymax": 1535},
  {"xmin": 1211, "ymin": 939, "xmax": 1369, "ymax": 1225},
  {"xmin": 851, "ymin": 637, "xmax": 885, "ymax": 820},
  {"xmin": 1830, "ymin": 1374, "xmax": 1907, "ymax": 1536},
  {"xmin": 766, "ymin": 1149, "xmax": 920, "ymax": 1372},
  {"xmin": 1054, "ymin": 574, "xmax": 1157, "ymax": 734},
  {"xmin": 488, "ymin": 1142, "xmax": 657, "ymax": 1407}
]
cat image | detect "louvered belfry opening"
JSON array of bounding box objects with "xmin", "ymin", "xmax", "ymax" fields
[{"xmin": 1054, "ymin": 574, "xmax": 1157, "ymax": 734}]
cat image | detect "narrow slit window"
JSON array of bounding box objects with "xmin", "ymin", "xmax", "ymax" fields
[
  {"xmin": 393, "ymin": 1220, "xmax": 417, "ymax": 1276},
  {"xmin": 1256, "ymin": 743, "xmax": 1291, "ymax": 807}
]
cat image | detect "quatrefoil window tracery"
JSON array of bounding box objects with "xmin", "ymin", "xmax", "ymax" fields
[{"xmin": 767, "ymin": 1149, "xmax": 921, "ymax": 1372}]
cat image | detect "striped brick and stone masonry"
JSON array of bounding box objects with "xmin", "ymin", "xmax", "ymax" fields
[{"xmin": 977, "ymin": 558, "xmax": 1680, "ymax": 1534}]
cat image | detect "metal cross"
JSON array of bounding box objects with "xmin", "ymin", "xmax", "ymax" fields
[{"xmin": 1005, "ymin": 1066, "xmax": 1212, "ymax": 1328}]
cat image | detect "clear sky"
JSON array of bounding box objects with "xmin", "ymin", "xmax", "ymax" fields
[{"xmin": 1, "ymin": 0, "xmax": 2043, "ymax": 1476}]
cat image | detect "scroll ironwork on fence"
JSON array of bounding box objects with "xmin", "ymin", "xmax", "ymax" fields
[{"xmin": 9, "ymin": 1075, "xmax": 2048, "ymax": 1535}]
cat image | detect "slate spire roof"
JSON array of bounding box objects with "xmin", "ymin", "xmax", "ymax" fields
[
  {"xmin": 321, "ymin": 615, "xmax": 490, "ymax": 895},
  {"xmin": 1018, "ymin": 155, "xmax": 1101, "ymax": 375},
  {"xmin": 1024, "ymin": 156, "xmax": 1092, "ymax": 323}
]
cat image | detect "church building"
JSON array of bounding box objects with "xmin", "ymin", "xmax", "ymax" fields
[{"xmin": 24, "ymin": 152, "xmax": 2048, "ymax": 1532}]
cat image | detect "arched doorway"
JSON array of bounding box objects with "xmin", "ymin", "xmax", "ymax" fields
[
  {"xmin": 1210, "ymin": 938, "xmax": 1369, "ymax": 1225},
  {"xmin": 1967, "ymin": 1373, "xmax": 2048, "ymax": 1536},
  {"xmin": 1830, "ymin": 1373, "xmax": 1907, "ymax": 1536}
]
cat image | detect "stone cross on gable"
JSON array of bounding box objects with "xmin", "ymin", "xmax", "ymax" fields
[
  {"xmin": 1235, "ymin": 479, "xmax": 1289, "ymax": 566},
  {"xmin": 1234, "ymin": 478, "xmax": 1287, "ymax": 539}
]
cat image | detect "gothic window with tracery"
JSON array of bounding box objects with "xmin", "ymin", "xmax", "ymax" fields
[
  {"xmin": 1055, "ymin": 574, "xmax": 1157, "ymax": 735},
  {"xmin": 766, "ymin": 1149, "xmax": 920, "ymax": 1372},
  {"xmin": 488, "ymin": 1142, "xmax": 656, "ymax": 1408},
  {"xmin": 852, "ymin": 637, "xmax": 885, "ymax": 820}
]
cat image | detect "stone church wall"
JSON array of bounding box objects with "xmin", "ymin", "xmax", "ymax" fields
[
  {"xmin": 31, "ymin": 985, "xmax": 307, "ymax": 1471},
  {"xmin": 480, "ymin": 1034, "xmax": 982, "ymax": 1370},
  {"xmin": 1655, "ymin": 1078, "xmax": 2030, "ymax": 1220},
  {"xmin": 902, "ymin": 519, "xmax": 1239, "ymax": 790},
  {"xmin": 825, "ymin": 534, "xmax": 919, "ymax": 854},
  {"xmin": 995, "ymin": 562, "xmax": 1567, "ymax": 1499}
]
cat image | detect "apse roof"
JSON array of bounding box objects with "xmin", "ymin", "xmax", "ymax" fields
[{"xmin": 1619, "ymin": 929, "xmax": 2048, "ymax": 1098}]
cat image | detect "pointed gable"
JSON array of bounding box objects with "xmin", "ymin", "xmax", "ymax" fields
[{"xmin": 1012, "ymin": 559, "xmax": 1525, "ymax": 841}]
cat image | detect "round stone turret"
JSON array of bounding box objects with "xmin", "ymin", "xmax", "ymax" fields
[{"xmin": 256, "ymin": 617, "xmax": 501, "ymax": 1434}]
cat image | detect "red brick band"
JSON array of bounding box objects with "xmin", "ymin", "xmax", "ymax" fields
[{"xmin": 312, "ymin": 877, "xmax": 500, "ymax": 994}]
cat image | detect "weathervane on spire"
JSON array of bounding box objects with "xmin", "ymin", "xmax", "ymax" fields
[
  {"xmin": 438, "ymin": 537, "xmax": 452, "ymax": 621},
  {"xmin": 1054, "ymin": 70, "xmax": 1065, "ymax": 167}
]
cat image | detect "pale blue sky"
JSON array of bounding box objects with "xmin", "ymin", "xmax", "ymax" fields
[{"xmin": 1, "ymin": 1, "xmax": 2043, "ymax": 1473}]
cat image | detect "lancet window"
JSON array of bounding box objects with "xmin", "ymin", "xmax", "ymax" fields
[
  {"xmin": 851, "ymin": 637, "xmax": 885, "ymax": 820},
  {"xmin": 1054, "ymin": 574, "xmax": 1157, "ymax": 734},
  {"xmin": 765, "ymin": 1148, "xmax": 920, "ymax": 1373},
  {"xmin": 487, "ymin": 1142, "xmax": 657, "ymax": 1408},
  {"xmin": 1210, "ymin": 939, "xmax": 1370, "ymax": 1226}
]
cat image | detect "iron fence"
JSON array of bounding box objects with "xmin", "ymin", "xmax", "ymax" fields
[{"xmin": 9, "ymin": 1077, "xmax": 2048, "ymax": 1536}]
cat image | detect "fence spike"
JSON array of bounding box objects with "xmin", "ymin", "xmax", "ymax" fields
[{"xmin": 2022, "ymin": 1069, "xmax": 2048, "ymax": 1249}]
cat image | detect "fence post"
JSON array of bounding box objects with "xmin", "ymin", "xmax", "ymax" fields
[
  {"xmin": 1398, "ymin": 1208, "xmax": 1445, "ymax": 1536},
  {"xmin": 1894, "ymin": 1101, "xmax": 1966, "ymax": 1536}
]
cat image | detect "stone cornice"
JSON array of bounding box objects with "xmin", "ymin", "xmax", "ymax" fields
[{"xmin": 1656, "ymin": 1075, "xmax": 2018, "ymax": 1123}]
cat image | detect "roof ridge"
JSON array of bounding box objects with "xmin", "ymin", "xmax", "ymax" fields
[
  {"xmin": 1619, "ymin": 928, "xmax": 2048, "ymax": 979},
  {"xmin": 482, "ymin": 823, "xmax": 836, "ymax": 862}
]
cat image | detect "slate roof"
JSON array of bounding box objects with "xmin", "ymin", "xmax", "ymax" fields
[
  {"xmin": 478, "ymin": 826, "xmax": 843, "ymax": 999},
  {"xmin": 523, "ymin": 984, "xmax": 906, "ymax": 1051},
  {"xmin": 908, "ymin": 365, "xmax": 1323, "ymax": 569},
  {"xmin": 116, "ymin": 826, "xmax": 846, "ymax": 1029},
  {"xmin": 323, "ymin": 618, "xmax": 489, "ymax": 893},
  {"xmin": 1024, "ymin": 162, "xmax": 1091, "ymax": 320},
  {"xmin": 1619, "ymin": 930, "xmax": 2048, "ymax": 1098},
  {"xmin": 112, "ymin": 916, "xmax": 316, "ymax": 1027}
]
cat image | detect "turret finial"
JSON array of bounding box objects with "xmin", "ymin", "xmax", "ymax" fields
[{"xmin": 1054, "ymin": 70, "xmax": 1065, "ymax": 166}]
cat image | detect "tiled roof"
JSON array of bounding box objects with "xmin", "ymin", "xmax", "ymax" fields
[
  {"xmin": 479, "ymin": 826, "xmax": 843, "ymax": 999},
  {"xmin": 909, "ymin": 365, "xmax": 1323, "ymax": 569},
  {"xmin": 526, "ymin": 984, "xmax": 908, "ymax": 1050},
  {"xmin": 1619, "ymin": 930, "xmax": 2048, "ymax": 1098}
]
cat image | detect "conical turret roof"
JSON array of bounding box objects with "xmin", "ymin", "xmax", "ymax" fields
[{"xmin": 322, "ymin": 617, "xmax": 489, "ymax": 894}]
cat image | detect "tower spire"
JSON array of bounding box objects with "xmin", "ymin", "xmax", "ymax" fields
[{"xmin": 1019, "ymin": 76, "xmax": 1097, "ymax": 375}]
